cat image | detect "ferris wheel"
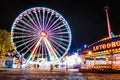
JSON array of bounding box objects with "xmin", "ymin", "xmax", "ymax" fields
[{"xmin": 11, "ymin": 7, "xmax": 72, "ymax": 64}]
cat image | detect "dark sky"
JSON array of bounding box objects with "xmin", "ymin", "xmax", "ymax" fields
[{"xmin": 0, "ymin": 0, "xmax": 120, "ymax": 53}]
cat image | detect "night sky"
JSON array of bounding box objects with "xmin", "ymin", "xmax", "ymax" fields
[{"xmin": 0, "ymin": 0, "xmax": 120, "ymax": 53}]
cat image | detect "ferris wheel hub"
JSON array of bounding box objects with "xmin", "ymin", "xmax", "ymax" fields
[{"xmin": 40, "ymin": 31, "xmax": 47, "ymax": 37}]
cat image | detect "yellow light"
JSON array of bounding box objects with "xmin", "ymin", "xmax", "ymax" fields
[
  {"xmin": 88, "ymin": 51, "xmax": 92, "ymax": 56},
  {"xmin": 40, "ymin": 31, "xmax": 47, "ymax": 37},
  {"xmin": 112, "ymin": 49, "xmax": 114, "ymax": 51},
  {"xmin": 65, "ymin": 55, "xmax": 68, "ymax": 58}
]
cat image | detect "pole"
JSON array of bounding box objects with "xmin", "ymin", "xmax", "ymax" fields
[{"xmin": 104, "ymin": 5, "xmax": 112, "ymax": 38}]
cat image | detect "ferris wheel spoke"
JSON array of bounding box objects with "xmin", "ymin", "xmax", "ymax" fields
[
  {"xmin": 26, "ymin": 14, "xmax": 39, "ymax": 30},
  {"xmin": 44, "ymin": 10, "xmax": 49, "ymax": 30},
  {"xmin": 49, "ymin": 40, "xmax": 62, "ymax": 57},
  {"xmin": 13, "ymin": 32, "xmax": 38, "ymax": 38},
  {"xmin": 47, "ymin": 17, "xmax": 60, "ymax": 32},
  {"xmin": 48, "ymin": 20, "xmax": 63, "ymax": 32},
  {"xmin": 14, "ymin": 36, "xmax": 36, "ymax": 44},
  {"xmin": 22, "ymin": 17, "xmax": 39, "ymax": 31},
  {"xmin": 51, "ymin": 37, "xmax": 69, "ymax": 47},
  {"xmin": 51, "ymin": 36, "xmax": 69, "ymax": 43},
  {"xmin": 49, "ymin": 37, "xmax": 66, "ymax": 51},
  {"xmin": 39, "ymin": 41, "xmax": 42, "ymax": 59},
  {"xmin": 50, "ymin": 46, "xmax": 60, "ymax": 61},
  {"xmin": 51, "ymin": 39, "xmax": 66, "ymax": 50},
  {"xmin": 19, "ymin": 19, "xmax": 38, "ymax": 32},
  {"xmin": 55, "ymin": 31, "xmax": 70, "ymax": 35},
  {"xmin": 25, "ymin": 37, "xmax": 42, "ymax": 64},
  {"xmin": 31, "ymin": 11, "xmax": 39, "ymax": 25},
  {"xmin": 44, "ymin": 38, "xmax": 58, "ymax": 60},
  {"xmin": 45, "ymin": 46, "xmax": 48, "ymax": 60},
  {"xmin": 49, "ymin": 39, "xmax": 66, "ymax": 57},
  {"xmin": 15, "ymin": 23, "xmax": 36, "ymax": 33},
  {"xmin": 14, "ymin": 27, "xmax": 32, "ymax": 33},
  {"xmin": 34, "ymin": 10, "xmax": 42, "ymax": 30},
  {"xmin": 50, "ymin": 35, "xmax": 69, "ymax": 42},
  {"xmin": 23, "ymin": 17, "xmax": 38, "ymax": 31},
  {"xmin": 57, "ymin": 35, "xmax": 70, "ymax": 39},
  {"xmin": 36, "ymin": 47, "xmax": 40, "ymax": 59},
  {"xmin": 16, "ymin": 36, "xmax": 38, "ymax": 49},
  {"xmin": 42, "ymin": 9, "xmax": 45, "ymax": 30},
  {"xmin": 14, "ymin": 32, "xmax": 38, "ymax": 38},
  {"xmin": 41, "ymin": 41, "xmax": 44, "ymax": 59},
  {"xmin": 37, "ymin": 44, "xmax": 41, "ymax": 58},
  {"xmin": 42, "ymin": 41, "xmax": 48, "ymax": 60},
  {"xmin": 43, "ymin": 38, "xmax": 59, "ymax": 61},
  {"xmin": 44, "ymin": 39, "xmax": 53, "ymax": 61},
  {"xmin": 19, "ymin": 41, "xmax": 35, "ymax": 55},
  {"xmin": 31, "ymin": 45, "xmax": 39, "ymax": 61},
  {"xmin": 42, "ymin": 42, "xmax": 48, "ymax": 60},
  {"xmin": 13, "ymin": 31, "xmax": 28, "ymax": 35},
  {"xmin": 13, "ymin": 33, "xmax": 38, "ymax": 39},
  {"xmin": 46, "ymin": 14, "xmax": 56, "ymax": 31},
  {"xmin": 19, "ymin": 38, "xmax": 37, "ymax": 54},
  {"xmin": 51, "ymin": 28, "xmax": 68, "ymax": 34},
  {"xmin": 31, "ymin": 12, "xmax": 42, "ymax": 31},
  {"xmin": 20, "ymin": 37, "xmax": 39, "ymax": 56},
  {"xmin": 53, "ymin": 32, "xmax": 70, "ymax": 35},
  {"xmin": 49, "ymin": 24, "xmax": 66, "ymax": 32},
  {"xmin": 45, "ymin": 38, "xmax": 60, "ymax": 60},
  {"xmin": 45, "ymin": 12, "xmax": 53, "ymax": 30},
  {"xmin": 38, "ymin": 10, "xmax": 43, "ymax": 30},
  {"xmin": 13, "ymin": 34, "xmax": 37, "ymax": 39}
]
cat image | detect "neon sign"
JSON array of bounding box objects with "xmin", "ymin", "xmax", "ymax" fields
[{"xmin": 93, "ymin": 40, "xmax": 120, "ymax": 51}]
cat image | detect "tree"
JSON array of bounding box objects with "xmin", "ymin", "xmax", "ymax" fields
[{"xmin": 0, "ymin": 29, "xmax": 14, "ymax": 57}]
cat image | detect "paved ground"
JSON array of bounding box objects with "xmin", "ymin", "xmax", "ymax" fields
[{"xmin": 0, "ymin": 69, "xmax": 120, "ymax": 80}]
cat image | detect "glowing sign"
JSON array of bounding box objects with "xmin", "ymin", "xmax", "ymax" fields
[{"xmin": 93, "ymin": 40, "xmax": 120, "ymax": 51}]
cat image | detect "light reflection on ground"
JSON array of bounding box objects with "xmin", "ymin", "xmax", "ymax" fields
[{"xmin": 1, "ymin": 71, "xmax": 120, "ymax": 80}]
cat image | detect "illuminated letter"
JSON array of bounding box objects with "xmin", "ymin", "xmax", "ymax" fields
[
  {"xmin": 106, "ymin": 43, "xmax": 111, "ymax": 48},
  {"xmin": 93, "ymin": 46, "xmax": 96, "ymax": 51},
  {"xmin": 116, "ymin": 41, "xmax": 120, "ymax": 47},
  {"xmin": 93, "ymin": 46, "xmax": 99, "ymax": 51},
  {"xmin": 111, "ymin": 42, "xmax": 116, "ymax": 48},
  {"xmin": 102, "ymin": 44, "xmax": 106, "ymax": 49},
  {"xmin": 96, "ymin": 46, "xmax": 99, "ymax": 51},
  {"xmin": 99, "ymin": 45, "xmax": 103, "ymax": 50}
]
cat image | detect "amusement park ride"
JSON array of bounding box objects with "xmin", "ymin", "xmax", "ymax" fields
[{"xmin": 11, "ymin": 7, "xmax": 72, "ymax": 68}]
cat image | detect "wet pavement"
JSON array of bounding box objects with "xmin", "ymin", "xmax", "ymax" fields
[{"xmin": 1, "ymin": 70, "xmax": 120, "ymax": 80}]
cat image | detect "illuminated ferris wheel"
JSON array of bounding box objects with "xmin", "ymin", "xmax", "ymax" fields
[{"xmin": 11, "ymin": 7, "xmax": 72, "ymax": 64}]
